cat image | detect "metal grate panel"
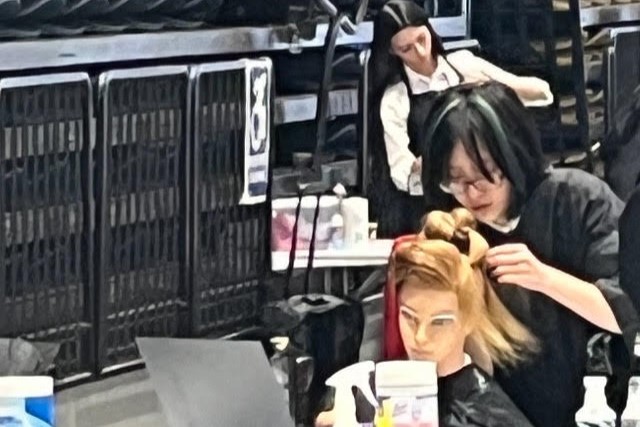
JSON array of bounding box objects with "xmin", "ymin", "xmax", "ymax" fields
[
  {"xmin": 191, "ymin": 60, "xmax": 270, "ymax": 336},
  {"xmin": 96, "ymin": 66, "xmax": 189, "ymax": 372},
  {"xmin": 0, "ymin": 73, "xmax": 94, "ymax": 381}
]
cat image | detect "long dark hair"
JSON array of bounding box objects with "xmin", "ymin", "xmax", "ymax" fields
[
  {"xmin": 368, "ymin": 1, "xmax": 448, "ymax": 226},
  {"xmin": 421, "ymin": 82, "xmax": 550, "ymax": 219},
  {"xmin": 370, "ymin": 0, "xmax": 445, "ymax": 102}
]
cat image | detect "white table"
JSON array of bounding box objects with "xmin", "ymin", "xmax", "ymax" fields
[{"xmin": 271, "ymin": 239, "xmax": 394, "ymax": 295}]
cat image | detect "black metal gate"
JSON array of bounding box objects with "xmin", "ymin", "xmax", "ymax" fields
[
  {"xmin": 190, "ymin": 61, "xmax": 270, "ymax": 337},
  {"xmin": 0, "ymin": 60, "xmax": 275, "ymax": 381},
  {"xmin": 0, "ymin": 73, "xmax": 95, "ymax": 382},
  {"xmin": 95, "ymin": 67, "xmax": 190, "ymax": 373}
]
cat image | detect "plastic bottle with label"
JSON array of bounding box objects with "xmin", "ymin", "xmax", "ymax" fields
[
  {"xmin": 575, "ymin": 376, "xmax": 616, "ymax": 427},
  {"xmin": 374, "ymin": 361, "xmax": 439, "ymax": 427},
  {"xmin": 622, "ymin": 376, "xmax": 640, "ymax": 427},
  {"xmin": 329, "ymin": 213, "xmax": 345, "ymax": 249}
]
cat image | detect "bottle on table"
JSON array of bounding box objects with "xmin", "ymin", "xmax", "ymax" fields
[
  {"xmin": 575, "ymin": 376, "xmax": 616, "ymax": 427},
  {"xmin": 622, "ymin": 376, "xmax": 640, "ymax": 427}
]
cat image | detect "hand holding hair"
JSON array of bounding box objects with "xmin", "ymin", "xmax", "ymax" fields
[{"xmin": 486, "ymin": 243, "xmax": 553, "ymax": 293}]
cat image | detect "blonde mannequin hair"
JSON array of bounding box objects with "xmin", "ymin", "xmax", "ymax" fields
[{"xmin": 391, "ymin": 208, "xmax": 537, "ymax": 367}]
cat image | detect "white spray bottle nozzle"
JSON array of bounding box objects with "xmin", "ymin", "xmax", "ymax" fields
[
  {"xmin": 326, "ymin": 361, "xmax": 378, "ymax": 427},
  {"xmin": 333, "ymin": 183, "xmax": 347, "ymax": 198}
]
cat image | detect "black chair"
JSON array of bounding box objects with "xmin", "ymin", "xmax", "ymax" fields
[
  {"xmin": 0, "ymin": 0, "xmax": 21, "ymax": 21},
  {"xmin": 168, "ymin": 0, "xmax": 223, "ymax": 20},
  {"xmin": 101, "ymin": 0, "xmax": 147, "ymax": 16},
  {"xmin": 16, "ymin": 0, "xmax": 67, "ymax": 22},
  {"xmin": 61, "ymin": 0, "xmax": 110, "ymax": 19}
]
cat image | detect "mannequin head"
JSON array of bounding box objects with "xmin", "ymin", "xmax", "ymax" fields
[{"xmin": 384, "ymin": 208, "xmax": 537, "ymax": 373}]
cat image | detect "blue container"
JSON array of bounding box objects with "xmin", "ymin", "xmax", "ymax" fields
[{"xmin": 0, "ymin": 377, "xmax": 54, "ymax": 427}]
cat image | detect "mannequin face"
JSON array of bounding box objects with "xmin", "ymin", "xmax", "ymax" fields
[
  {"xmin": 444, "ymin": 142, "xmax": 512, "ymax": 225},
  {"xmin": 390, "ymin": 25, "xmax": 434, "ymax": 75},
  {"xmin": 398, "ymin": 276, "xmax": 467, "ymax": 372}
]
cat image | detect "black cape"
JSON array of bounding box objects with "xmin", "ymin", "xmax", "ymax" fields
[
  {"xmin": 354, "ymin": 363, "xmax": 534, "ymax": 426},
  {"xmin": 439, "ymin": 364, "xmax": 534, "ymax": 427},
  {"xmin": 476, "ymin": 168, "xmax": 640, "ymax": 427},
  {"xmin": 620, "ymin": 185, "xmax": 640, "ymax": 338}
]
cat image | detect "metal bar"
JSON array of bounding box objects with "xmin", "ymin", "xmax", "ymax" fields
[
  {"xmin": 442, "ymin": 39, "xmax": 480, "ymax": 52},
  {"xmin": 274, "ymin": 89, "xmax": 358, "ymax": 125},
  {"xmin": 0, "ymin": 15, "xmax": 472, "ymax": 72},
  {"xmin": 580, "ymin": 3, "xmax": 640, "ymax": 28},
  {"xmin": 78, "ymin": 75, "xmax": 95, "ymax": 377},
  {"xmin": 0, "ymin": 96, "xmax": 5, "ymax": 333},
  {"xmin": 188, "ymin": 67, "xmax": 200, "ymax": 336},
  {"xmin": 570, "ymin": 0, "xmax": 593, "ymax": 166},
  {"xmin": 360, "ymin": 49, "xmax": 371, "ymax": 194},
  {"xmin": 604, "ymin": 46, "xmax": 615, "ymax": 134},
  {"xmin": 610, "ymin": 25, "xmax": 640, "ymax": 38},
  {"xmin": 0, "ymin": 23, "xmax": 372, "ymax": 72},
  {"xmin": 0, "ymin": 73, "xmax": 90, "ymax": 90}
]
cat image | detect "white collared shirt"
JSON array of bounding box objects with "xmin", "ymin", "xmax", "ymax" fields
[
  {"xmin": 379, "ymin": 50, "xmax": 554, "ymax": 193},
  {"xmin": 484, "ymin": 216, "xmax": 521, "ymax": 234},
  {"xmin": 402, "ymin": 57, "xmax": 461, "ymax": 94}
]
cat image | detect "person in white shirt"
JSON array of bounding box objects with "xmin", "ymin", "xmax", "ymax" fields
[{"xmin": 369, "ymin": 0, "xmax": 554, "ymax": 238}]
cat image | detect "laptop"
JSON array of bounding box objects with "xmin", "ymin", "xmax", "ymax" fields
[{"xmin": 137, "ymin": 337, "xmax": 295, "ymax": 427}]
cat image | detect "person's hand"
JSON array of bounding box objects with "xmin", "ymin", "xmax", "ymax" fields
[
  {"xmin": 411, "ymin": 156, "xmax": 422, "ymax": 174},
  {"xmin": 485, "ymin": 243, "xmax": 553, "ymax": 292},
  {"xmin": 315, "ymin": 409, "xmax": 336, "ymax": 427}
]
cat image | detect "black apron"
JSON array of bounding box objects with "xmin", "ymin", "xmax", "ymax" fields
[{"xmin": 375, "ymin": 58, "xmax": 463, "ymax": 238}]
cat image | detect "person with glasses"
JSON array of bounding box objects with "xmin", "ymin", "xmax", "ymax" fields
[
  {"xmin": 369, "ymin": 0, "xmax": 553, "ymax": 238},
  {"xmin": 420, "ymin": 81, "xmax": 640, "ymax": 427}
]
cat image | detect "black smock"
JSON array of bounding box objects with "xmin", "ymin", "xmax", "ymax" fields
[
  {"xmin": 439, "ymin": 364, "xmax": 534, "ymax": 427},
  {"xmin": 354, "ymin": 364, "xmax": 534, "ymax": 426},
  {"xmin": 476, "ymin": 168, "xmax": 640, "ymax": 427},
  {"xmin": 372, "ymin": 60, "xmax": 460, "ymax": 238},
  {"xmin": 620, "ymin": 185, "xmax": 640, "ymax": 345}
]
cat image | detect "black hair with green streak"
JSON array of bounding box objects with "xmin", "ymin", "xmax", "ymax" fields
[{"xmin": 421, "ymin": 82, "xmax": 550, "ymax": 219}]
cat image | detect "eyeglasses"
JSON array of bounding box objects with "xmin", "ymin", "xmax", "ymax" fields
[{"xmin": 439, "ymin": 170, "xmax": 503, "ymax": 196}]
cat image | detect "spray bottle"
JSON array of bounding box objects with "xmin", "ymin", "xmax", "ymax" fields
[
  {"xmin": 325, "ymin": 361, "xmax": 378, "ymax": 427},
  {"xmin": 621, "ymin": 376, "xmax": 640, "ymax": 426},
  {"xmin": 575, "ymin": 376, "xmax": 616, "ymax": 427},
  {"xmin": 330, "ymin": 184, "xmax": 347, "ymax": 249}
]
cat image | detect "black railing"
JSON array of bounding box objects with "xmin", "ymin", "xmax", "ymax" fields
[
  {"xmin": 190, "ymin": 62, "xmax": 269, "ymax": 338},
  {"xmin": 0, "ymin": 60, "xmax": 272, "ymax": 381},
  {"xmin": 95, "ymin": 67, "xmax": 191, "ymax": 373},
  {"xmin": 0, "ymin": 17, "xmax": 370, "ymax": 381},
  {"xmin": 0, "ymin": 73, "xmax": 95, "ymax": 383}
]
